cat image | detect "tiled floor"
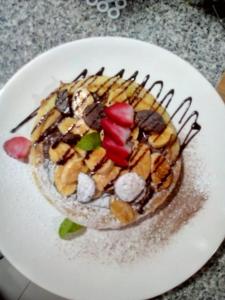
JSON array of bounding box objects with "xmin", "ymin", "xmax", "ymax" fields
[{"xmin": 0, "ymin": 257, "xmax": 66, "ymax": 300}]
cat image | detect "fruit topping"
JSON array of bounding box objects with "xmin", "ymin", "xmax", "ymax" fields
[
  {"xmin": 3, "ymin": 136, "xmax": 31, "ymax": 162},
  {"xmin": 105, "ymin": 103, "xmax": 134, "ymax": 127},
  {"xmin": 76, "ymin": 132, "xmax": 101, "ymax": 151},
  {"xmin": 135, "ymin": 110, "xmax": 166, "ymax": 134},
  {"xmin": 72, "ymin": 88, "xmax": 94, "ymax": 118},
  {"xmin": 102, "ymin": 136, "xmax": 131, "ymax": 158},
  {"xmin": 114, "ymin": 172, "xmax": 145, "ymax": 202},
  {"xmin": 148, "ymin": 125, "xmax": 175, "ymax": 149},
  {"xmin": 131, "ymin": 148, "xmax": 151, "ymax": 180},
  {"xmin": 55, "ymin": 90, "xmax": 71, "ymax": 115},
  {"xmin": 85, "ymin": 147, "xmax": 106, "ymax": 171},
  {"xmin": 101, "ymin": 118, "xmax": 130, "ymax": 146},
  {"xmin": 77, "ymin": 173, "xmax": 95, "ymax": 203},
  {"xmin": 151, "ymin": 153, "xmax": 173, "ymax": 190},
  {"xmin": 54, "ymin": 154, "xmax": 84, "ymax": 196},
  {"xmin": 105, "ymin": 151, "xmax": 128, "ymax": 167},
  {"xmin": 49, "ymin": 142, "xmax": 74, "ymax": 164},
  {"xmin": 83, "ymin": 102, "xmax": 105, "ymax": 130},
  {"xmin": 110, "ymin": 199, "xmax": 136, "ymax": 224},
  {"xmin": 59, "ymin": 218, "xmax": 84, "ymax": 239}
]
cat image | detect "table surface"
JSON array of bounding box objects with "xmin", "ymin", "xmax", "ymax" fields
[{"xmin": 0, "ymin": 1, "xmax": 225, "ymax": 299}]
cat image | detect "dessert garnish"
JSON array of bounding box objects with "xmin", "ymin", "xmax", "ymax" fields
[{"xmin": 3, "ymin": 68, "xmax": 201, "ymax": 232}]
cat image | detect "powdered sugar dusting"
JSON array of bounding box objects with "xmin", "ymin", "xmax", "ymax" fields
[{"xmin": 57, "ymin": 141, "xmax": 208, "ymax": 264}]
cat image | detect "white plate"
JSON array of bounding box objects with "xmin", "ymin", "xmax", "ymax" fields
[{"xmin": 0, "ymin": 37, "xmax": 225, "ymax": 300}]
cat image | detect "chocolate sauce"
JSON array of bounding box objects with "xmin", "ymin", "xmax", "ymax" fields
[
  {"xmin": 137, "ymin": 129, "xmax": 148, "ymax": 143},
  {"xmin": 135, "ymin": 186, "xmax": 154, "ymax": 214},
  {"xmin": 10, "ymin": 107, "xmax": 39, "ymax": 133},
  {"xmin": 55, "ymin": 90, "xmax": 72, "ymax": 115},
  {"xmin": 10, "ymin": 68, "xmax": 201, "ymax": 215},
  {"xmin": 129, "ymin": 74, "xmax": 150, "ymax": 105},
  {"xmin": 57, "ymin": 148, "xmax": 74, "ymax": 165},
  {"xmin": 31, "ymin": 108, "xmax": 56, "ymax": 134}
]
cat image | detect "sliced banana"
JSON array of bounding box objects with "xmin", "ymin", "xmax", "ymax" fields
[
  {"xmin": 85, "ymin": 147, "xmax": 106, "ymax": 171},
  {"xmin": 166, "ymin": 139, "xmax": 180, "ymax": 163},
  {"xmin": 131, "ymin": 148, "xmax": 151, "ymax": 180},
  {"xmin": 93, "ymin": 166, "xmax": 121, "ymax": 193},
  {"xmin": 49, "ymin": 142, "xmax": 73, "ymax": 163},
  {"xmin": 31, "ymin": 109, "xmax": 61, "ymax": 142},
  {"xmin": 96, "ymin": 159, "xmax": 114, "ymax": 175},
  {"xmin": 29, "ymin": 144, "xmax": 43, "ymax": 166},
  {"xmin": 134, "ymin": 93, "xmax": 155, "ymax": 111},
  {"xmin": 148, "ymin": 125, "xmax": 176, "ymax": 149},
  {"xmin": 151, "ymin": 153, "xmax": 173, "ymax": 190},
  {"xmin": 54, "ymin": 165, "xmax": 76, "ymax": 196},
  {"xmin": 107, "ymin": 87, "xmax": 127, "ymax": 105},
  {"xmin": 110, "ymin": 199, "xmax": 136, "ymax": 224},
  {"xmin": 72, "ymin": 87, "xmax": 94, "ymax": 118},
  {"xmin": 60, "ymin": 154, "xmax": 84, "ymax": 185},
  {"xmin": 58, "ymin": 117, "xmax": 77, "ymax": 135}
]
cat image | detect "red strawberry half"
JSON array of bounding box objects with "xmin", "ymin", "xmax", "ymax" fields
[
  {"xmin": 105, "ymin": 103, "xmax": 134, "ymax": 127},
  {"xmin": 103, "ymin": 136, "xmax": 131, "ymax": 158},
  {"xmin": 101, "ymin": 118, "xmax": 130, "ymax": 145},
  {"xmin": 3, "ymin": 136, "xmax": 32, "ymax": 162},
  {"xmin": 106, "ymin": 150, "xmax": 128, "ymax": 167}
]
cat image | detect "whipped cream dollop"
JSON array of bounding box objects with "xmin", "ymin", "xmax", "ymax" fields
[
  {"xmin": 77, "ymin": 173, "xmax": 95, "ymax": 203},
  {"xmin": 115, "ymin": 172, "xmax": 145, "ymax": 202}
]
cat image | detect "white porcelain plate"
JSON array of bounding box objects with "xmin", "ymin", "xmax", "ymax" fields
[{"xmin": 0, "ymin": 37, "xmax": 225, "ymax": 300}]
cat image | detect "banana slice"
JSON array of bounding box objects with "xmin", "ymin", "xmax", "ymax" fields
[
  {"xmin": 96, "ymin": 159, "xmax": 114, "ymax": 175},
  {"xmin": 151, "ymin": 153, "xmax": 173, "ymax": 190},
  {"xmin": 58, "ymin": 117, "xmax": 77, "ymax": 135},
  {"xmin": 60, "ymin": 154, "xmax": 84, "ymax": 185},
  {"xmin": 134, "ymin": 93, "xmax": 155, "ymax": 111},
  {"xmin": 166, "ymin": 139, "xmax": 180, "ymax": 163},
  {"xmin": 72, "ymin": 87, "xmax": 94, "ymax": 118},
  {"xmin": 148, "ymin": 125, "xmax": 176, "ymax": 149},
  {"xmin": 131, "ymin": 148, "xmax": 151, "ymax": 180},
  {"xmin": 31, "ymin": 109, "xmax": 61, "ymax": 142},
  {"xmin": 107, "ymin": 87, "xmax": 127, "ymax": 105},
  {"xmin": 54, "ymin": 165, "xmax": 77, "ymax": 196},
  {"xmin": 29, "ymin": 144, "xmax": 43, "ymax": 166},
  {"xmin": 85, "ymin": 147, "xmax": 106, "ymax": 171},
  {"xmin": 93, "ymin": 166, "xmax": 121, "ymax": 193},
  {"xmin": 49, "ymin": 142, "xmax": 74, "ymax": 164},
  {"xmin": 110, "ymin": 199, "xmax": 136, "ymax": 224},
  {"xmin": 35, "ymin": 93, "xmax": 57, "ymax": 123}
]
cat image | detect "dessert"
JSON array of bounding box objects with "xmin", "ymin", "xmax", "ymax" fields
[{"xmin": 4, "ymin": 68, "xmax": 201, "ymax": 229}]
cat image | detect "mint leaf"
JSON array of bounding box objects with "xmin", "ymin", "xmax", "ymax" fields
[
  {"xmin": 59, "ymin": 218, "xmax": 84, "ymax": 239},
  {"xmin": 76, "ymin": 132, "xmax": 101, "ymax": 151}
]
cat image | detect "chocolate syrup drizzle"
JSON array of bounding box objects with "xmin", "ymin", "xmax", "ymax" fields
[{"xmin": 11, "ymin": 68, "xmax": 201, "ymax": 214}]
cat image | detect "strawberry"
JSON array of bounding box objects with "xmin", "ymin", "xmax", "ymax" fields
[
  {"xmin": 106, "ymin": 150, "xmax": 128, "ymax": 167},
  {"xmin": 101, "ymin": 118, "xmax": 130, "ymax": 145},
  {"xmin": 103, "ymin": 136, "xmax": 131, "ymax": 158},
  {"xmin": 105, "ymin": 103, "xmax": 134, "ymax": 127},
  {"xmin": 3, "ymin": 136, "xmax": 32, "ymax": 162}
]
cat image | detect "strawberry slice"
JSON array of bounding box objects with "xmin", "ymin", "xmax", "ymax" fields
[
  {"xmin": 105, "ymin": 103, "xmax": 134, "ymax": 127},
  {"xmin": 106, "ymin": 150, "xmax": 128, "ymax": 167},
  {"xmin": 103, "ymin": 136, "xmax": 131, "ymax": 158},
  {"xmin": 101, "ymin": 118, "xmax": 130, "ymax": 145},
  {"xmin": 3, "ymin": 136, "xmax": 32, "ymax": 162}
]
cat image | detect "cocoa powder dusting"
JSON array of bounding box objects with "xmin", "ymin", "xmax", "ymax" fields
[{"xmin": 58, "ymin": 142, "xmax": 208, "ymax": 264}]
